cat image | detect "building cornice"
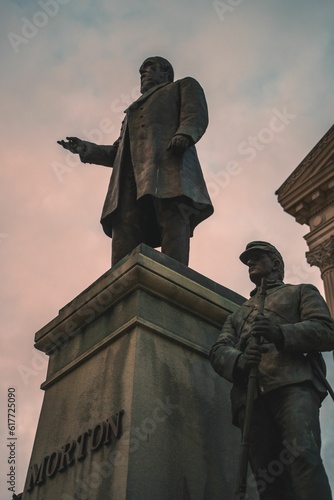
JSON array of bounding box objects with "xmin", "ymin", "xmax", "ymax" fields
[{"xmin": 275, "ymin": 125, "xmax": 334, "ymax": 224}]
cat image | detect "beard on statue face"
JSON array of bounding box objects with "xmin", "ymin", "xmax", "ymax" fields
[
  {"xmin": 140, "ymin": 76, "xmax": 155, "ymax": 93},
  {"xmin": 140, "ymin": 62, "xmax": 166, "ymax": 93}
]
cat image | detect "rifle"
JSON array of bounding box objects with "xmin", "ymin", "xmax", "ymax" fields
[{"xmin": 234, "ymin": 278, "xmax": 267, "ymax": 500}]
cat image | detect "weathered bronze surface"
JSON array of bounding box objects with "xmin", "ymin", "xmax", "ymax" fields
[
  {"xmin": 58, "ymin": 56, "xmax": 213, "ymax": 266},
  {"xmin": 210, "ymin": 241, "xmax": 334, "ymax": 499}
]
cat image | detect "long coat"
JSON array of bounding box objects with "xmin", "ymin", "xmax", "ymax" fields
[
  {"xmin": 80, "ymin": 77, "xmax": 213, "ymax": 245},
  {"xmin": 210, "ymin": 282, "xmax": 334, "ymax": 423}
]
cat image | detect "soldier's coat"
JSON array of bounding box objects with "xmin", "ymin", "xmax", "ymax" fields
[{"xmin": 210, "ymin": 282, "xmax": 334, "ymax": 422}]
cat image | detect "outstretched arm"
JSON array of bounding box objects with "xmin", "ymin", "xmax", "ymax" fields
[{"xmin": 57, "ymin": 136, "xmax": 118, "ymax": 168}]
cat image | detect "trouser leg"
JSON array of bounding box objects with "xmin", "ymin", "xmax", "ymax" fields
[
  {"xmin": 267, "ymin": 384, "xmax": 332, "ymax": 500},
  {"xmin": 237, "ymin": 399, "xmax": 294, "ymax": 500},
  {"xmin": 111, "ymin": 164, "xmax": 147, "ymax": 266},
  {"xmin": 153, "ymin": 197, "xmax": 191, "ymax": 265},
  {"xmin": 239, "ymin": 384, "xmax": 332, "ymax": 500},
  {"xmin": 111, "ymin": 159, "xmax": 192, "ymax": 266}
]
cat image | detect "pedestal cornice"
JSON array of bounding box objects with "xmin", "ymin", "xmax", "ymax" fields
[{"xmin": 35, "ymin": 244, "xmax": 245, "ymax": 390}]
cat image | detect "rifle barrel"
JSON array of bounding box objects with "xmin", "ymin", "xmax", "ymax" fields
[{"xmin": 234, "ymin": 278, "xmax": 267, "ymax": 499}]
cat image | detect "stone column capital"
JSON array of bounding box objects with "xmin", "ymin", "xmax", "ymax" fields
[{"xmin": 306, "ymin": 236, "xmax": 334, "ymax": 274}]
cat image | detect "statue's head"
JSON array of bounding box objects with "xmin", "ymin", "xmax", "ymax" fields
[
  {"xmin": 239, "ymin": 241, "xmax": 285, "ymax": 285},
  {"xmin": 139, "ymin": 56, "xmax": 174, "ymax": 94}
]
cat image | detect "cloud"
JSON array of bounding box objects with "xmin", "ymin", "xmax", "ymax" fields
[{"xmin": 1, "ymin": 0, "xmax": 333, "ymax": 495}]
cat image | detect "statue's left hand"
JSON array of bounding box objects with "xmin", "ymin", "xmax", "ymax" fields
[{"xmin": 167, "ymin": 134, "xmax": 191, "ymax": 155}]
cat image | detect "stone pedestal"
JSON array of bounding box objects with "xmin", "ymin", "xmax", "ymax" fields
[{"xmin": 22, "ymin": 245, "xmax": 250, "ymax": 500}]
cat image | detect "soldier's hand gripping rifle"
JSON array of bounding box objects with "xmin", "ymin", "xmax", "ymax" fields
[{"xmin": 234, "ymin": 278, "xmax": 267, "ymax": 500}]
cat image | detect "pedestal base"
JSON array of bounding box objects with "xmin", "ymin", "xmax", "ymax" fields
[{"xmin": 22, "ymin": 245, "xmax": 251, "ymax": 500}]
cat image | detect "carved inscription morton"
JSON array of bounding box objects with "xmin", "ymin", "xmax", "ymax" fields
[{"xmin": 27, "ymin": 410, "xmax": 124, "ymax": 492}]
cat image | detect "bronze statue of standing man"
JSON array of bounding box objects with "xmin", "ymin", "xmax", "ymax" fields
[
  {"xmin": 211, "ymin": 241, "xmax": 334, "ymax": 500},
  {"xmin": 58, "ymin": 56, "xmax": 213, "ymax": 266}
]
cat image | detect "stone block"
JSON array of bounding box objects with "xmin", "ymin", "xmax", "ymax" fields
[{"xmin": 21, "ymin": 245, "xmax": 250, "ymax": 500}]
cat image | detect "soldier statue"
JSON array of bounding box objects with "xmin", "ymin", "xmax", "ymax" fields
[{"xmin": 210, "ymin": 241, "xmax": 334, "ymax": 500}]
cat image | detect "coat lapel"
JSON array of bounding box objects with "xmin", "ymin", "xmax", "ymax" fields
[{"xmin": 124, "ymin": 82, "xmax": 170, "ymax": 113}]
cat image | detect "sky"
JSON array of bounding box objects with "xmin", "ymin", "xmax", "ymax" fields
[{"xmin": 0, "ymin": 0, "xmax": 333, "ymax": 496}]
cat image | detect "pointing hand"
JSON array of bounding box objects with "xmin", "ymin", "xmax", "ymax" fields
[{"xmin": 57, "ymin": 137, "xmax": 87, "ymax": 156}]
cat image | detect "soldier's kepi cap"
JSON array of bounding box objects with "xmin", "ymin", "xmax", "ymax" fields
[{"xmin": 239, "ymin": 241, "xmax": 284, "ymax": 265}]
